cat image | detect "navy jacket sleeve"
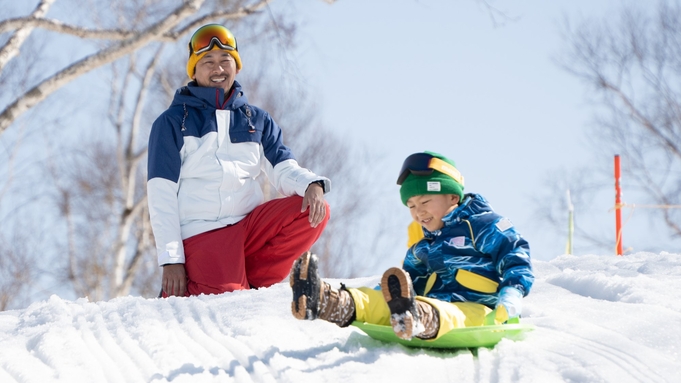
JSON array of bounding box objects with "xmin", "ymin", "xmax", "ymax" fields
[{"xmin": 474, "ymin": 215, "xmax": 534, "ymax": 296}]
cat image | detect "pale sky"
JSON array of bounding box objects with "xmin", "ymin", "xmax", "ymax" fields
[{"xmin": 266, "ymin": 0, "xmax": 652, "ymax": 264}]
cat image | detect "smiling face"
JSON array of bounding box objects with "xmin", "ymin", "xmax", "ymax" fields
[
  {"xmin": 406, "ymin": 194, "xmax": 460, "ymax": 232},
  {"xmin": 192, "ymin": 49, "xmax": 240, "ymax": 92}
]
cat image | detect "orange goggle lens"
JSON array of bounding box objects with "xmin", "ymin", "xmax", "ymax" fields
[{"xmin": 189, "ymin": 24, "xmax": 237, "ymax": 55}]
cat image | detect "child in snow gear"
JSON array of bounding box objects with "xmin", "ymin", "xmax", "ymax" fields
[
  {"xmin": 291, "ymin": 151, "xmax": 534, "ymax": 341},
  {"xmin": 148, "ymin": 24, "xmax": 330, "ymax": 297}
]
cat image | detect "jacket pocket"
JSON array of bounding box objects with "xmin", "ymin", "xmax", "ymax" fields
[
  {"xmin": 230, "ymin": 107, "xmax": 263, "ymax": 144},
  {"xmin": 230, "ymin": 128, "xmax": 262, "ymax": 144},
  {"xmin": 455, "ymin": 269, "xmax": 499, "ymax": 294}
]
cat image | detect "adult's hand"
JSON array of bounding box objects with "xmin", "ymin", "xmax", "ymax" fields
[
  {"xmin": 162, "ymin": 263, "xmax": 187, "ymax": 297},
  {"xmin": 302, "ymin": 182, "xmax": 326, "ymax": 228}
]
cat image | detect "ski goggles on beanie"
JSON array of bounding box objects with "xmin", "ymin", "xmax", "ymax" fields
[
  {"xmin": 186, "ymin": 24, "xmax": 242, "ymax": 77},
  {"xmin": 189, "ymin": 24, "xmax": 238, "ymax": 54},
  {"xmin": 396, "ymin": 152, "xmax": 465, "ymax": 186}
]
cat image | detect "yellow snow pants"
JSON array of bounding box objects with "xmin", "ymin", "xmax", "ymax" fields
[{"xmin": 347, "ymin": 287, "xmax": 496, "ymax": 340}]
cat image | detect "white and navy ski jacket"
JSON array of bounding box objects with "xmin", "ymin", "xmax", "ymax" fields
[{"xmin": 147, "ymin": 81, "xmax": 330, "ymax": 266}]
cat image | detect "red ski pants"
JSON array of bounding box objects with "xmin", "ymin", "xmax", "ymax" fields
[{"xmin": 182, "ymin": 196, "xmax": 329, "ymax": 296}]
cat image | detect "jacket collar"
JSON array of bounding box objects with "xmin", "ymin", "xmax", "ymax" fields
[
  {"xmin": 423, "ymin": 193, "xmax": 489, "ymax": 238},
  {"xmin": 174, "ymin": 80, "xmax": 247, "ymax": 110}
]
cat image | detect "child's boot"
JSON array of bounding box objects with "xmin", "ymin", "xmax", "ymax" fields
[
  {"xmin": 381, "ymin": 267, "xmax": 440, "ymax": 340},
  {"xmin": 416, "ymin": 299, "xmax": 440, "ymax": 340},
  {"xmin": 290, "ymin": 252, "xmax": 355, "ymax": 327}
]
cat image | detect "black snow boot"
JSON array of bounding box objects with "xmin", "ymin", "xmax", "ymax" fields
[
  {"xmin": 381, "ymin": 267, "xmax": 439, "ymax": 340},
  {"xmin": 290, "ymin": 252, "xmax": 356, "ymax": 326},
  {"xmin": 290, "ymin": 251, "xmax": 322, "ymax": 320}
]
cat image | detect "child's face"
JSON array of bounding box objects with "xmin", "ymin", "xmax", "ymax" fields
[{"xmin": 406, "ymin": 194, "xmax": 460, "ymax": 232}]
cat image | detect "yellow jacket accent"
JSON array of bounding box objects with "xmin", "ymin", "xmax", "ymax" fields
[
  {"xmin": 455, "ymin": 269, "xmax": 499, "ymax": 294},
  {"xmin": 423, "ymin": 272, "xmax": 438, "ymax": 295},
  {"xmin": 407, "ymin": 221, "xmax": 424, "ymax": 247}
]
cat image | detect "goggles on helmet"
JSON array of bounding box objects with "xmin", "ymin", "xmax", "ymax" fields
[
  {"xmin": 188, "ymin": 24, "xmax": 238, "ymax": 56},
  {"xmin": 396, "ymin": 153, "xmax": 465, "ymax": 186}
]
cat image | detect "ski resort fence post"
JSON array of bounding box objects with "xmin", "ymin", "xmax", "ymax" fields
[
  {"xmin": 566, "ymin": 189, "xmax": 573, "ymax": 255},
  {"xmin": 614, "ymin": 155, "xmax": 623, "ymax": 256}
]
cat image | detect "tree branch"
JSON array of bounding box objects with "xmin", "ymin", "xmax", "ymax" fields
[
  {"xmin": 600, "ymin": 79, "xmax": 681, "ymax": 160},
  {"xmin": 0, "ymin": 0, "xmax": 205, "ymax": 134},
  {"xmin": 0, "ymin": 0, "xmax": 274, "ymax": 43},
  {"xmin": 0, "ymin": 0, "xmax": 54, "ymax": 73},
  {"xmin": 0, "ymin": 16, "xmax": 136, "ymax": 40}
]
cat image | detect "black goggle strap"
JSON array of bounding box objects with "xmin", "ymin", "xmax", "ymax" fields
[{"xmin": 397, "ymin": 155, "xmax": 464, "ymax": 186}]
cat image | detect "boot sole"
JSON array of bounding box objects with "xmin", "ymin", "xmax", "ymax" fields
[
  {"xmin": 290, "ymin": 251, "xmax": 317, "ymax": 320},
  {"xmin": 380, "ymin": 267, "xmax": 414, "ymax": 313},
  {"xmin": 381, "ymin": 267, "xmax": 418, "ymax": 340}
]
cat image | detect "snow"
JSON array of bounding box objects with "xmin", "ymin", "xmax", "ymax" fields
[{"xmin": 1, "ymin": 252, "xmax": 680, "ymax": 383}]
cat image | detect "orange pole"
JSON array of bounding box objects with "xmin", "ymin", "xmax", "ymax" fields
[{"xmin": 614, "ymin": 155, "xmax": 623, "ymax": 255}]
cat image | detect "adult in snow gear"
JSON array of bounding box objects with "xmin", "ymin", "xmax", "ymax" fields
[{"xmin": 149, "ymin": 24, "xmax": 330, "ymax": 297}]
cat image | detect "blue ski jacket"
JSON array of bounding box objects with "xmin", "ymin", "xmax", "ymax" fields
[
  {"xmin": 403, "ymin": 193, "xmax": 534, "ymax": 308},
  {"xmin": 147, "ymin": 81, "xmax": 329, "ymax": 266}
]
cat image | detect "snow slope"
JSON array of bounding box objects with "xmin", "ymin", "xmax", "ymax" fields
[{"xmin": 1, "ymin": 252, "xmax": 680, "ymax": 383}]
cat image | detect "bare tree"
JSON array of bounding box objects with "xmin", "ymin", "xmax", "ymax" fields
[
  {"xmin": 41, "ymin": 48, "xmax": 162, "ymax": 301},
  {"xmin": 538, "ymin": 1, "xmax": 681, "ymax": 253},
  {"xmin": 0, "ymin": 227, "xmax": 38, "ymax": 311}
]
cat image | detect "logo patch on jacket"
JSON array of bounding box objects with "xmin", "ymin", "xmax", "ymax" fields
[
  {"xmin": 496, "ymin": 218, "xmax": 513, "ymax": 232},
  {"xmin": 445, "ymin": 236, "xmax": 466, "ymax": 248}
]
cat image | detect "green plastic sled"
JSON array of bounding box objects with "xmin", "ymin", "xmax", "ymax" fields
[{"xmin": 351, "ymin": 318, "xmax": 534, "ymax": 349}]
